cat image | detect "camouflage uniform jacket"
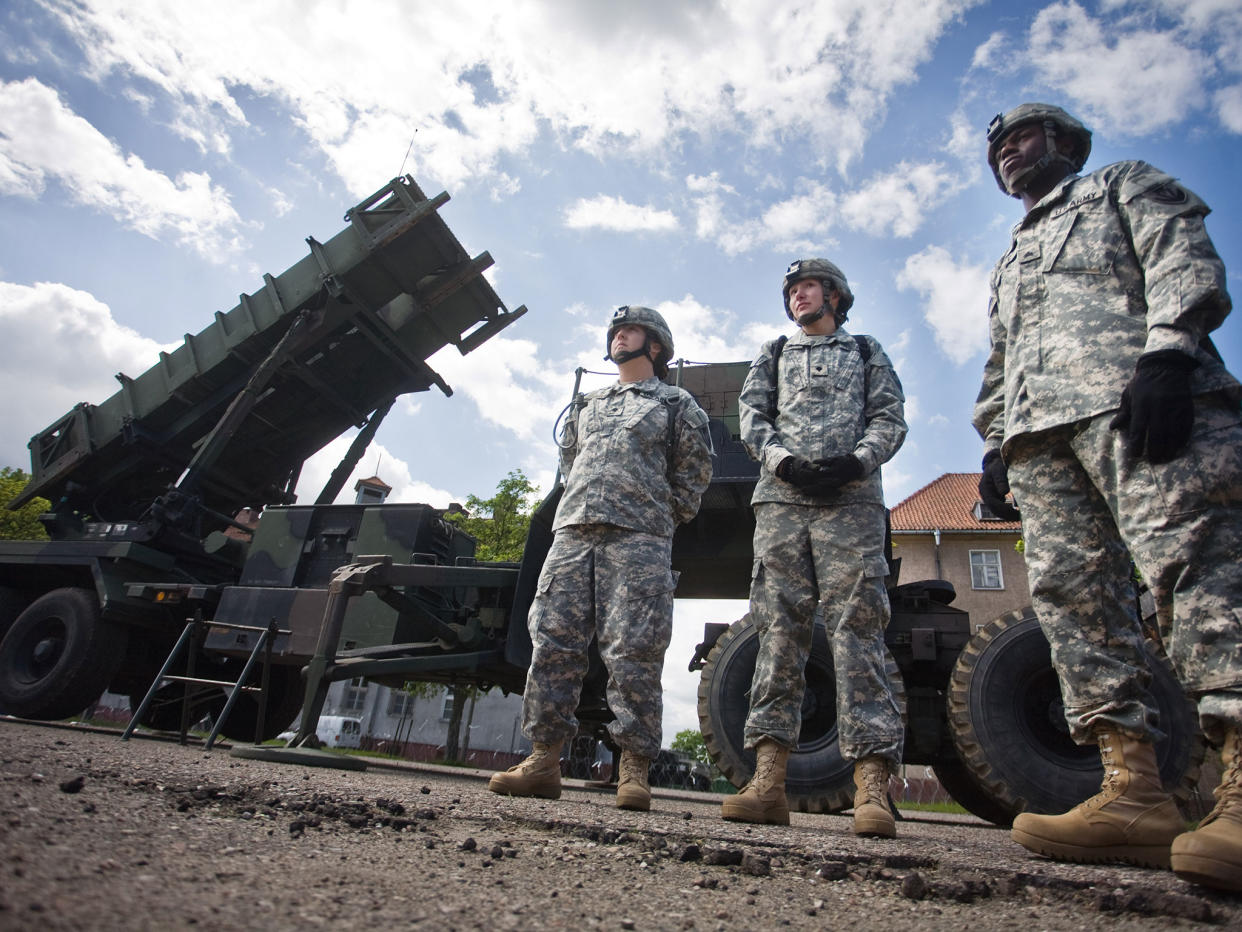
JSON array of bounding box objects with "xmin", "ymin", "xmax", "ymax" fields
[
  {"xmin": 974, "ymin": 160, "xmax": 1237, "ymax": 455},
  {"xmin": 740, "ymin": 327, "xmax": 907, "ymax": 507},
  {"xmin": 554, "ymin": 377, "xmax": 712, "ymax": 537}
]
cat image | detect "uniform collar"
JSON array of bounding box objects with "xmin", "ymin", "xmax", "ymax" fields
[
  {"xmin": 609, "ymin": 376, "xmax": 663, "ymax": 395},
  {"xmin": 789, "ymin": 325, "xmax": 852, "ymax": 345},
  {"xmin": 1017, "ymin": 172, "xmax": 1082, "ymax": 228}
]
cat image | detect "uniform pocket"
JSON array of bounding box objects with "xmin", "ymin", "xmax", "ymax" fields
[{"xmin": 862, "ymin": 553, "xmax": 891, "ymax": 579}]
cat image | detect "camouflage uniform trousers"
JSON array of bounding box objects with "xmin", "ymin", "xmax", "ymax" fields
[
  {"xmin": 1006, "ymin": 394, "xmax": 1242, "ymax": 745},
  {"xmin": 521, "ymin": 523, "xmax": 677, "ymax": 759},
  {"xmin": 743, "ymin": 501, "xmax": 904, "ymax": 767}
]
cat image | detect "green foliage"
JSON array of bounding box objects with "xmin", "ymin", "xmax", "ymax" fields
[
  {"xmin": 671, "ymin": 729, "xmax": 711, "ymax": 767},
  {"xmin": 443, "ymin": 468, "xmax": 539, "ymax": 562},
  {"xmin": 0, "ymin": 467, "xmax": 49, "ymax": 541}
]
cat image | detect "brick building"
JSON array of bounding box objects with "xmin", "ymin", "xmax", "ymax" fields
[{"xmin": 890, "ymin": 473, "xmax": 1030, "ymax": 631}]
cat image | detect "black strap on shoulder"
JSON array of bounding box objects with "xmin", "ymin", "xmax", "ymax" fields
[{"xmin": 655, "ymin": 385, "xmax": 681, "ymax": 481}]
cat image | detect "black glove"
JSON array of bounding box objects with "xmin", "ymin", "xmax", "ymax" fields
[
  {"xmin": 1108, "ymin": 350, "xmax": 1199, "ymax": 464},
  {"xmin": 810, "ymin": 454, "xmax": 865, "ymax": 490},
  {"xmin": 979, "ymin": 451, "xmax": 1020, "ymax": 521},
  {"xmin": 775, "ymin": 456, "xmax": 826, "ymax": 489}
]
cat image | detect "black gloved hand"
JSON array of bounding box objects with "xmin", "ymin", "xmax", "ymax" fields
[
  {"xmin": 775, "ymin": 456, "xmax": 826, "ymax": 489},
  {"xmin": 1108, "ymin": 350, "xmax": 1199, "ymax": 464},
  {"xmin": 979, "ymin": 450, "xmax": 1020, "ymax": 521},
  {"xmin": 810, "ymin": 454, "xmax": 865, "ymax": 491}
]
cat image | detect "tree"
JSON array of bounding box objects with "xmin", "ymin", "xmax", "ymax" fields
[
  {"xmin": 435, "ymin": 470, "xmax": 541, "ymax": 760},
  {"xmin": 673, "ymin": 726, "xmax": 722, "ymax": 773},
  {"xmin": 443, "ymin": 469, "xmax": 539, "ymax": 562},
  {"xmin": 0, "ymin": 467, "xmax": 49, "ymax": 541}
]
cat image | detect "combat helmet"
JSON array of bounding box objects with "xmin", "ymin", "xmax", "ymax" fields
[
  {"xmin": 986, "ymin": 103, "xmax": 1092, "ymax": 197},
  {"xmin": 605, "ymin": 305, "xmax": 675, "ymax": 378},
  {"xmin": 782, "ymin": 258, "xmax": 854, "ymax": 326}
]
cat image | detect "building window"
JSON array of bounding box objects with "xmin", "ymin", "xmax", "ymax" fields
[
  {"xmin": 969, "ymin": 550, "xmax": 1003, "ymax": 590},
  {"xmin": 387, "ymin": 690, "xmax": 412, "ymax": 717},
  {"xmin": 341, "ymin": 677, "xmax": 368, "ymax": 713},
  {"xmin": 440, "ymin": 689, "xmax": 456, "ymax": 722},
  {"xmin": 974, "ymin": 500, "xmax": 1015, "ymax": 521}
]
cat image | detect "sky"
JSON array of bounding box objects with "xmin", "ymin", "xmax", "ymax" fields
[{"xmin": 2, "ymin": 0, "xmax": 1240, "ymax": 743}]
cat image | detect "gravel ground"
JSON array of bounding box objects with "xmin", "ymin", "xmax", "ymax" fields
[{"xmin": 1, "ymin": 717, "xmax": 1238, "ymax": 931}]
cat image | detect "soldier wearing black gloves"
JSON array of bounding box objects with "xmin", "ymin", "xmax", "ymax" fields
[
  {"xmin": 973, "ymin": 103, "xmax": 1242, "ymax": 892},
  {"xmin": 725, "ymin": 258, "xmax": 908, "ymax": 836}
]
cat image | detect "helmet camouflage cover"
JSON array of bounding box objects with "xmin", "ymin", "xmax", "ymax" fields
[
  {"xmin": 605, "ymin": 305, "xmax": 674, "ymax": 376},
  {"xmin": 782, "ymin": 258, "xmax": 854, "ymax": 322},
  {"xmin": 986, "ymin": 102, "xmax": 1092, "ymax": 196}
]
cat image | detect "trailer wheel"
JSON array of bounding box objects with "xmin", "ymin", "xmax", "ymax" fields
[
  {"xmin": 214, "ymin": 663, "xmax": 304, "ymax": 742},
  {"xmin": 948, "ymin": 607, "xmax": 1203, "ymax": 822},
  {"xmin": 697, "ymin": 614, "xmax": 905, "ymax": 814},
  {"xmin": 129, "ymin": 660, "xmax": 303, "ymax": 742},
  {"xmin": 0, "ymin": 587, "xmax": 128, "ymax": 720},
  {"xmin": 930, "ymin": 755, "xmax": 1016, "ymax": 826}
]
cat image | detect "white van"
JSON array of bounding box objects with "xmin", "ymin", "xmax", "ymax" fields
[{"xmin": 312, "ymin": 715, "xmax": 363, "ymax": 749}]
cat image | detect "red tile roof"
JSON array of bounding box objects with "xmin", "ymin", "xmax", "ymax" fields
[{"xmin": 890, "ymin": 473, "xmax": 1021, "ymax": 531}]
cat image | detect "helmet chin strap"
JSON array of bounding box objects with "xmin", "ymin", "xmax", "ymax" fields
[
  {"xmin": 609, "ymin": 333, "xmax": 652, "ymax": 366},
  {"xmin": 1005, "ymin": 121, "xmax": 1074, "ymax": 196},
  {"xmin": 794, "ymin": 302, "xmax": 827, "ymax": 326}
]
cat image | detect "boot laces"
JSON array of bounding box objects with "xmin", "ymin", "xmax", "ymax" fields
[
  {"xmin": 1203, "ymin": 731, "xmax": 1242, "ymax": 824},
  {"xmin": 859, "ymin": 761, "xmax": 889, "ymax": 803},
  {"xmin": 1082, "ymin": 739, "xmax": 1123, "ymax": 811},
  {"xmin": 514, "ymin": 744, "xmax": 555, "ymax": 773},
  {"xmin": 619, "ymin": 754, "xmax": 648, "ymax": 785}
]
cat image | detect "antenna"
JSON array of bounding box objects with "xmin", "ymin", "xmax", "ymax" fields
[{"xmin": 398, "ymin": 130, "xmax": 417, "ymax": 177}]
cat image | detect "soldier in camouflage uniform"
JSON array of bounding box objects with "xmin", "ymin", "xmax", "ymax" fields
[
  {"xmin": 975, "ymin": 103, "xmax": 1242, "ymax": 891},
  {"xmin": 488, "ymin": 306, "xmax": 712, "ymax": 811},
  {"xmin": 723, "ymin": 259, "xmax": 908, "ymax": 836}
]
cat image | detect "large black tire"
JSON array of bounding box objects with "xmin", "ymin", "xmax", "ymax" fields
[
  {"xmin": 948, "ymin": 607, "xmax": 1204, "ymax": 822},
  {"xmin": 0, "ymin": 587, "xmax": 128, "ymax": 720},
  {"xmin": 130, "ymin": 659, "xmax": 304, "ymax": 742},
  {"xmin": 930, "ymin": 755, "xmax": 1016, "ymax": 827},
  {"xmin": 697, "ymin": 614, "xmax": 905, "ymax": 813}
]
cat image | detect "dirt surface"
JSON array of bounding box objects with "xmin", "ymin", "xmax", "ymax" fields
[{"xmin": 1, "ymin": 718, "xmax": 1238, "ymax": 931}]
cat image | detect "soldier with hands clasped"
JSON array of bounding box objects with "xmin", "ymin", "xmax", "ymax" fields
[
  {"xmin": 975, "ymin": 103, "xmax": 1242, "ymax": 892},
  {"xmin": 724, "ymin": 259, "xmax": 908, "ymax": 836},
  {"xmin": 488, "ymin": 306, "xmax": 712, "ymax": 811}
]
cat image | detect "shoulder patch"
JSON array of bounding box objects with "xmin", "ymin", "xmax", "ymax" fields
[
  {"xmin": 1142, "ymin": 182, "xmax": 1190, "ymax": 205},
  {"xmin": 682, "ymin": 405, "xmax": 709, "ymax": 429}
]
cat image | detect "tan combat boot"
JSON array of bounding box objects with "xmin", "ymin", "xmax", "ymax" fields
[
  {"xmin": 853, "ymin": 756, "xmax": 896, "ymax": 838},
  {"xmin": 616, "ymin": 750, "xmax": 652, "ymax": 811},
  {"xmin": 1011, "ymin": 732, "xmax": 1183, "ymax": 868},
  {"xmin": 488, "ymin": 741, "xmax": 563, "ymax": 799},
  {"xmin": 1171, "ymin": 727, "xmax": 1242, "ymax": 892},
  {"xmin": 721, "ymin": 738, "xmax": 790, "ymax": 825}
]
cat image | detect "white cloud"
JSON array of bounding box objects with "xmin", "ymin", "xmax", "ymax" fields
[
  {"xmin": 839, "ymin": 162, "xmax": 963, "ymax": 238},
  {"xmin": 563, "ymin": 195, "xmax": 678, "ymax": 233},
  {"xmin": 895, "ymin": 245, "xmax": 991, "ymax": 365},
  {"xmin": 295, "ymin": 436, "xmax": 457, "ymax": 508},
  {"xmin": 39, "ymin": 0, "xmax": 987, "ymax": 196},
  {"xmin": 0, "ymin": 78, "xmax": 246, "ymax": 259},
  {"xmin": 0, "ymin": 281, "xmax": 169, "ymax": 467},
  {"xmin": 971, "ymin": 31, "xmax": 1008, "ymax": 70},
  {"xmin": 427, "ymin": 336, "xmax": 569, "ymax": 444},
  {"xmin": 663, "ymin": 598, "xmax": 748, "ymax": 739},
  {"xmin": 1021, "ymin": 0, "xmax": 1236, "ymax": 136},
  {"xmin": 655, "ymin": 294, "xmax": 775, "ymax": 364}
]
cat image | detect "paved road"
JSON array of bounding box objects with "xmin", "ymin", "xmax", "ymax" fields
[{"xmin": 1, "ymin": 718, "xmax": 1236, "ymax": 930}]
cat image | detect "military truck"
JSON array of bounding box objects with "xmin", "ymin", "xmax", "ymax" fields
[
  {"xmin": 0, "ymin": 175, "xmax": 527, "ymax": 739},
  {"xmin": 0, "ymin": 177, "xmax": 1200, "ymax": 825}
]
